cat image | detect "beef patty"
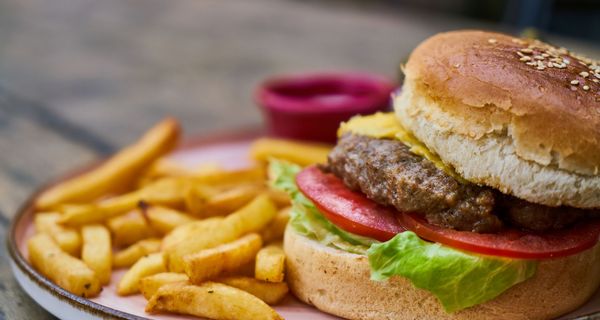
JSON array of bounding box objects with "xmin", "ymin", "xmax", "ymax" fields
[{"xmin": 327, "ymin": 134, "xmax": 595, "ymax": 233}]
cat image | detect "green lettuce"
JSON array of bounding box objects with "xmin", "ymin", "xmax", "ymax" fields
[
  {"xmin": 269, "ymin": 159, "xmax": 377, "ymax": 254},
  {"xmin": 367, "ymin": 232, "xmax": 537, "ymax": 312},
  {"xmin": 269, "ymin": 159, "xmax": 537, "ymax": 312}
]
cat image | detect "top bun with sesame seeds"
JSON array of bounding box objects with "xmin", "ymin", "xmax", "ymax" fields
[{"xmin": 394, "ymin": 30, "xmax": 600, "ymax": 208}]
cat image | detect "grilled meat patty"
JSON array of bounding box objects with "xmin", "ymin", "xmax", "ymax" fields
[{"xmin": 327, "ymin": 134, "xmax": 595, "ymax": 233}]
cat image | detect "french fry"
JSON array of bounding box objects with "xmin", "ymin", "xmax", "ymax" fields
[
  {"xmin": 138, "ymin": 160, "xmax": 223, "ymax": 187},
  {"xmin": 36, "ymin": 118, "xmax": 180, "ymax": 210},
  {"xmin": 191, "ymin": 165, "xmax": 265, "ymax": 188},
  {"xmin": 255, "ymin": 244, "xmax": 285, "ymax": 282},
  {"xmin": 146, "ymin": 282, "xmax": 283, "ymax": 320},
  {"xmin": 219, "ymin": 276, "xmax": 289, "ymax": 305},
  {"xmin": 59, "ymin": 177, "xmax": 188, "ymax": 227},
  {"xmin": 223, "ymin": 194, "xmax": 278, "ymax": 238},
  {"xmin": 184, "ymin": 233, "xmax": 262, "ymax": 284},
  {"xmin": 108, "ymin": 210, "xmax": 156, "ymax": 247},
  {"xmin": 165, "ymin": 194, "xmax": 277, "ymax": 272},
  {"xmin": 140, "ymin": 272, "xmax": 188, "ymax": 300},
  {"xmin": 113, "ymin": 238, "xmax": 162, "ymax": 268},
  {"xmin": 250, "ymin": 138, "xmax": 331, "ymax": 166},
  {"xmin": 143, "ymin": 205, "xmax": 195, "ymax": 235},
  {"xmin": 185, "ymin": 183, "xmax": 264, "ymax": 217},
  {"xmin": 260, "ymin": 207, "xmax": 291, "ymax": 244},
  {"xmin": 34, "ymin": 212, "xmax": 81, "ymax": 256},
  {"xmin": 161, "ymin": 217, "xmax": 225, "ymax": 252},
  {"xmin": 267, "ymin": 189, "xmax": 291, "ymax": 208},
  {"xmin": 28, "ymin": 233, "xmax": 101, "ymax": 297},
  {"xmin": 139, "ymin": 158, "xmax": 196, "ymax": 183},
  {"xmin": 81, "ymin": 224, "xmax": 112, "ymax": 284},
  {"xmin": 117, "ymin": 253, "xmax": 166, "ymax": 296}
]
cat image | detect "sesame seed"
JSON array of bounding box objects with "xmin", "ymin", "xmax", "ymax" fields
[
  {"xmin": 517, "ymin": 51, "xmax": 525, "ymax": 57},
  {"xmin": 520, "ymin": 56, "xmax": 532, "ymax": 61},
  {"xmin": 571, "ymin": 80, "xmax": 580, "ymax": 85},
  {"xmin": 536, "ymin": 66, "xmax": 545, "ymax": 70},
  {"xmin": 583, "ymin": 85, "xmax": 590, "ymax": 91},
  {"xmin": 580, "ymin": 71, "xmax": 590, "ymax": 78},
  {"xmin": 593, "ymin": 79, "xmax": 599, "ymax": 83},
  {"xmin": 520, "ymin": 48, "xmax": 533, "ymax": 54},
  {"xmin": 541, "ymin": 53, "xmax": 549, "ymax": 57},
  {"xmin": 488, "ymin": 38, "xmax": 497, "ymax": 44},
  {"xmin": 534, "ymin": 55, "xmax": 545, "ymax": 60}
]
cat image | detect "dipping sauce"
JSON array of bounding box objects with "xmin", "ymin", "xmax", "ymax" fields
[{"xmin": 255, "ymin": 72, "xmax": 396, "ymax": 143}]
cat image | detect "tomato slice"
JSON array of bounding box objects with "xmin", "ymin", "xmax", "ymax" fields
[
  {"xmin": 296, "ymin": 166, "xmax": 405, "ymax": 242},
  {"xmin": 296, "ymin": 165, "xmax": 600, "ymax": 259},
  {"xmin": 398, "ymin": 212, "xmax": 600, "ymax": 259}
]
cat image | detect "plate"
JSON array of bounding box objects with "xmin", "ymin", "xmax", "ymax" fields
[{"xmin": 6, "ymin": 130, "xmax": 600, "ymax": 320}]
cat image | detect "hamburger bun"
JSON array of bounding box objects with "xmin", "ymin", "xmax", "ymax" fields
[
  {"xmin": 284, "ymin": 227, "xmax": 600, "ymax": 320},
  {"xmin": 394, "ymin": 30, "xmax": 600, "ymax": 208}
]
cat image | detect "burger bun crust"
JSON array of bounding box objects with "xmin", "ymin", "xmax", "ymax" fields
[
  {"xmin": 395, "ymin": 30, "xmax": 600, "ymax": 208},
  {"xmin": 284, "ymin": 228, "xmax": 600, "ymax": 320}
]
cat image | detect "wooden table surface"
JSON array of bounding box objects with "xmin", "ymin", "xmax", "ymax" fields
[{"xmin": 1, "ymin": 0, "xmax": 599, "ymax": 318}]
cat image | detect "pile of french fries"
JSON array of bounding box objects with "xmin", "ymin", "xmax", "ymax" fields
[{"xmin": 27, "ymin": 118, "xmax": 331, "ymax": 320}]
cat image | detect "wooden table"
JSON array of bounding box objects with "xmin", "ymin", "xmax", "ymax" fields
[{"xmin": 1, "ymin": 0, "xmax": 599, "ymax": 318}]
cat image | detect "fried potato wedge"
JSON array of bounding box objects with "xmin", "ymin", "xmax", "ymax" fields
[
  {"xmin": 255, "ymin": 244, "xmax": 285, "ymax": 282},
  {"xmin": 185, "ymin": 183, "xmax": 264, "ymax": 217},
  {"xmin": 139, "ymin": 158, "xmax": 196, "ymax": 183},
  {"xmin": 117, "ymin": 253, "xmax": 166, "ymax": 296},
  {"xmin": 218, "ymin": 276, "xmax": 289, "ymax": 305},
  {"xmin": 184, "ymin": 233, "xmax": 262, "ymax": 284},
  {"xmin": 36, "ymin": 118, "xmax": 180, "ymax": 210},
  {"xmin": 138, "ymin": 160, "xmax": 223, "ymax": 187},
  {"xmin": 165, "ymin": 194, "xmax": 277, "ymax": 272},
  {"xmin": 191, "ymin": 165, "xmax": 265, "ymax": 188},
  {"xmin": 60, "ymin": 177, "xmax": 188, "ymax": 227},
  {"xmin": 250, "ymin": 138, "xmax": 331, "ymax": 166},
  {"xmin": 108, "ymin": 210, "xmax": 156, "ymax": 247},
  {"xmin": 34, "ymin": 212, "xmax": 81, "ymax": 256},
  {"xmin": 223, "ymin": 194, "xmax": 278, "ymax": 238},
  {"xmin": 113, "ymin": 238, "xmax": 162, "ymax": 269},
  {"xmin": 260, "ymin": 207, "xmax": 290, "ymax": 244},
  {"xmin": 28, "ymin": 233, "xmax": 101, "ymax": 297},
  {"xmin": 146, "ymin": 282, "xmax": 283, "ymax": 320},
  {"xmin": 144, "ymin": 205, "xmax": 194, "ymax": 235},
  {"xmin": 161, "ymin": 217, "xmax": 225, "ymax": 253},
  {"xmin": 267, "ymin": 189, "xmax": 291, "ymax": 208},
  {"xmin": 140, "ymin": 272, "xmax": 188, "ymax": 300},
  {"xmin": 81, "ymin": 224, "xmax": 112, "ymax": 284}
]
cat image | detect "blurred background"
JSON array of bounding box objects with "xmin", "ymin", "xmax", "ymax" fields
[{"xmin": 0, "ymin": 1, "xmax": 599, "ymax": 317}]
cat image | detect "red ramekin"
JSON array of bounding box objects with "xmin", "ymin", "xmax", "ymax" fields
[{"xmin": 255, "ymin": 72, "xmax": 396, "ymax": 144}]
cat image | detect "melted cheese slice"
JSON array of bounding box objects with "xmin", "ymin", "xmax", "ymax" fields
[{"xmin": 338, "ymin": 112, "xmax": 466, "ymax": 183}]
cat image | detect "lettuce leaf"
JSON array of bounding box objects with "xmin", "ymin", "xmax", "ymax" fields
[
  {"xmin": 269, "ymin": 159, "xmax": 376, "ymax": 254},
  {"xmin": 269, "ymin": 159, "xmax": 537, "ymax": 312},
  {"xmin": 367, "ymin": 232, "xmax": 537, "ymax": 312}
]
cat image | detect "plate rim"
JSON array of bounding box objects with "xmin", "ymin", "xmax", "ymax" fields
[{"xmin": 6, "ymin": 128, "xmax": 262, "ymax": 320}]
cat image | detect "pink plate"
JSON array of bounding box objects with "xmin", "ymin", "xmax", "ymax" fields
[{"xmin": 7, "ymin": 130, "xmax": 600, "ymax": 320}]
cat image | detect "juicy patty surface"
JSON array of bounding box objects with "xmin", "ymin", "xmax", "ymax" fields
[{"xmin": 327, "ymin": 134, "xmax": 594, "ymax": 233}]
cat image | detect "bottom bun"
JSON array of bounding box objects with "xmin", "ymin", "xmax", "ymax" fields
[{"xmin": 284, "ymin": 227, "xmax": 600, "ymax": 320}]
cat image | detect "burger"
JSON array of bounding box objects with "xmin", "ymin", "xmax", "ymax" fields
[{"xmin": 270, "ymin": 30, "xmax": 600, "ymax": 319}]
